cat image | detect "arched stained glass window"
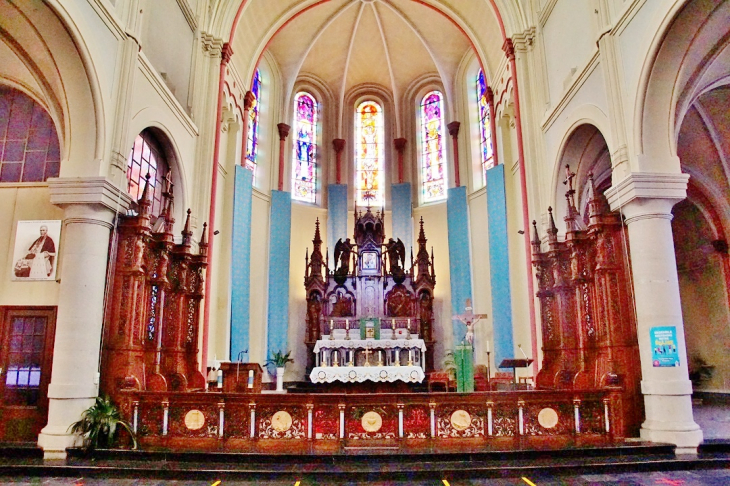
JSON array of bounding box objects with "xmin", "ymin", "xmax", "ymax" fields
[
  {"xmin": 292, "ymin": 92, "xmax": 318, "ymax": 203},
  {"xmin": 355, "ymin": 101, "xmax": 384, "ymax": 207},
  {"xmin": 0, "ymin": 86, "xmax": 60, "ymax": 182},
  {"xmin": 126, "ymin": 130, "xmax": 170, "ymax": 217},
  {"xmin": 477, "ymin": 69, "xmax": 494, "ymax": 181},
  {"xmin": 420, "ymin": 91, "xmax": 447, "ymax": 202},
  {"xmin": 245, "ymin": 69, "xmax": 261, "ymax": 170}
]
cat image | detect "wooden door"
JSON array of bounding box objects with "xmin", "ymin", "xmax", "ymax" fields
[{"xmin": 0, "ymin": 307, "xmax": 56, "ymax": 442}]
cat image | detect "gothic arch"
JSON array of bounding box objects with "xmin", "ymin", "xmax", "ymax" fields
[
  {"xmin": 635, "ymin": 0, "xmax": 730, "ymax": 173},
  {"xmin": 0, "ymin": 0, "xmax": 106, "ymax": 176},
  {"xmin": 552, "ymin": 123, "xmax": 612, "ymax": 235}
]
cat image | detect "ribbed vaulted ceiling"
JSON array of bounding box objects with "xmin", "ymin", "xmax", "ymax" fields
[{"xmin": 264, "ymin": 0, "xmax": 473, "ymax": 117}]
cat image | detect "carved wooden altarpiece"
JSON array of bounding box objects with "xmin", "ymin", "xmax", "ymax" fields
[
  {"xmin": 531, "ymin": 174, "xmax": 643, "ymax": 435},
  {"xmin": 101, "ymin": 178, "xmax": 208, "ymax": 399}
]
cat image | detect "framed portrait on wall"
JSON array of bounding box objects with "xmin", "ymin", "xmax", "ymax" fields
[{"xmin": 12, "ymin": 220, "xmax": 62, "ymax": 281}]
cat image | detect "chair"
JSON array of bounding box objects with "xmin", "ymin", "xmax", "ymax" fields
[
  {"xmin": 428, "ymin": 370, "xmax": 455, "ymax": 392},
  {"xmin": 490, "ymin": 371, "xmax": 514, "ymax": 391},
  {"xmin": 473, "ymin": 364, "xmax": 490, "ymax": 391}
]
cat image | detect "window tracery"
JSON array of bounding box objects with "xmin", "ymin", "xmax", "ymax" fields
[
  {"xmin": 0, "ymin": 86, "xmax": 61, "ymax": 183},
  {"xmin": 292, "ymin": 92, "xmax": 318, "ymax": 203},
  {"xmin": 420, "ymin": 91, "xmax": 447, "ymax": 202},
  {"xmin": 476, "ymin": 69, "xmax": 495, "ymax": 181},
  {"xmin": 126, "ymin": 130, "xmax": 170, "ymax": 217},
  {"xmin": 246, "ymin": 69, "xmax": 262, "ymax": 170},
  {"xmin": 355, "ymin": 101, "xmax": 384, "ymax": 207}
]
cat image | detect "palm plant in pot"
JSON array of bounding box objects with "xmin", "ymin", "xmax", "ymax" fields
[
  {"xmin": 266, "ymin": 350, "xmax": 293, "ymax": 392},
  {"xmin": 68, "ymin": 395, "xmax": 137, "ymax": 452}
]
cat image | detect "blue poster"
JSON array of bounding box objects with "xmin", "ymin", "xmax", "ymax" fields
[{"xmin": 650, "ymin": 326, "xmax": 680, "ymax": 367}]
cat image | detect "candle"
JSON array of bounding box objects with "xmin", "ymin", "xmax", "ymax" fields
[
  {"xmin": 346, "ymin": 319, "xmax": 349, "ymax": 330},
  {"xmin": 378, "ymin": 350, "xmax": 382, "ymax": 363},
  {"xmin": 407, "ymin": 318, "xmax": 411, "ymax": 329},
  {"xmin": 350, "ymin": 350, "xmax": 354, "ymax": 364},
  {"xmin": 392, "ymin": 318, "xmax": 396, "ymax": 329},
  {"xmin": 486, "ymin": 340, "xmax": 490, "ymax": 353},
  {"xmin": 409, "ymin": 349, "xmax": 413, "ymax": 363}
]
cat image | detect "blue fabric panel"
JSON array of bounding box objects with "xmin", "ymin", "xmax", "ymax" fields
[
  {"xmin": 487, "ymin": 164, "xmax": 514, "ymax": 366},
  {"xmin": 391, "ymin": 183, "xmax": 412, "ymax": 254},
  {"xmin": 266, "ymin": 190, "xmax": 292, "ymax": 357},
  {"xmin": 447, "ymin": 186, "xmax": 473, "ymax": 344},
  {"xmin": 327, "ymin": 184, "xmax": 348, "ymax": 253},
  {"xmin": 230, "ymin": 166, "xmax": 253, "ymax": 361}
]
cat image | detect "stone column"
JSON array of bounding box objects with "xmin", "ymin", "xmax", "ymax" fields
[
  {"xmin": 277, "ymin": 123, "xmax": 291, "ymax": 191},
  {"xmin": 394, "ymin": 138, "xmax": 407, "ymax": 184},
  {"xmin": 605, "ymin": 172, "xmax": 702, "ymax": 453},
  {"xmin": 332, "ymin": 139, "xmax": 346, "ymax": 184},
  {"xmin": 447, "ymin": 122, "xmax": 461, "ymax": 188},
  {"xmin": 38, "ymin": 178, "xmax": 132, "ymax": 458}
]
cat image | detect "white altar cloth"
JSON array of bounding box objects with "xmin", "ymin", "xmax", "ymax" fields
[
  {"xmin": 309, "ymin": 365, "xmax": 425, "ymax": 384},
  {"xmin": 314, "ymin": 338, "xmax": 426, "ymax": 352}
]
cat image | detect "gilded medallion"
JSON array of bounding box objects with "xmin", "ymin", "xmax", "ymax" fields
[
  {"xmin": 537, "ymin": 407, "xmax": 559, "ymax": 429},
  {"xmin": 361, "ymin": 411, "xmax": 383, "ymax": 432},
  {"xmin": 184, "ymin": 409, "xmax": 205, "ymax": 431},
  {"xmin": 450, "ymin": 409, "xmax": 471, "ymax": 431},
  {"xmin": 271, "ymin": 410, "xmax": 293, "ymax": 432}
]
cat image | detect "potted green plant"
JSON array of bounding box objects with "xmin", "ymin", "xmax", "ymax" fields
[
  {"xmin": 266, "ymin": 350, "xmax": 293, "ymax": 392},
  {"xmin": 68, "ymin": 395, "xmax": 137, "ymax": 452}
]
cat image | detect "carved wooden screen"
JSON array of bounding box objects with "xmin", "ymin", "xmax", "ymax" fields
[{"xmin": 531, "ymin": 177, "xmax": 642, "ymax": 436}]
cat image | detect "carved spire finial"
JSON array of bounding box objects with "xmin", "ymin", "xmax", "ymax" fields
[
  {"xmin": 547, "ymin": 206, "xmax": 558, "ymax": 240},
  {"xmin": 181, "ymin": 208, "xmax": 193, "ymax": 247}
]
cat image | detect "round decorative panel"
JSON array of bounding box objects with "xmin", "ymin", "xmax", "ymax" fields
[
  {"xmin": 271, "ymin": 410, "xmax": 293, "ymax": 432},
  {"xmin": 184, "ymin": 409, "xmax": 205, "ymax": 431},
  {"xmin": 450, "ymin": 410, "xmax": 471, "ymax": 431},
  {"xmin": 318, "ymin": 370, "xmax": 326, "ymax": 381},
  {"xmin": 361, "ymin": 411, "xmax": 383, "ymax": 432},
  {"xmin": 537, "ymin": 407, "xmax": 559, "ymax": 429}
]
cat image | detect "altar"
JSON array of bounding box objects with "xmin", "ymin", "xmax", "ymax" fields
[{"xmin": 303, "ymin": 208, "xmax": 437, "ymax": 386}]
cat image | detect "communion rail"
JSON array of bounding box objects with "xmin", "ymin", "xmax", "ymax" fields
[{"xmin": 117, "ymin": 388, "xmax": 627, "ymax": 453}]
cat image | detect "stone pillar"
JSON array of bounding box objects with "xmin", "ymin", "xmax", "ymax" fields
[
  {"xmin": 277, "ymin": 123, "xmax": 290, "ymax": 191},
  {"xmin": 447, "ymin": 122, "xmax": 461, "ymax": 188},
  {"xmin": 605, "ymin": 172, "xmax": 702, "ymax": 453},
  {"xmin": 332, "ymin": 139, "xmax": 346, "ymax": 185},
  {"xmin": 38, "ymin": 178, "xmax": 132, "ymax": 458}
]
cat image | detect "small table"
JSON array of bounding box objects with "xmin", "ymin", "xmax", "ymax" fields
[{"xmin": 498, "ymin": 359, "xmax": 533, "ymax": 385}]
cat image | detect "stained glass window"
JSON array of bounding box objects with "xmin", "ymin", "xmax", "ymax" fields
[
  {"xmin": 477, "ymin": 69, "xmax": 495, "ymax": 182},
  {"xmin": 126, "ymin": 130, "xmax": 169, "ymax": 217},
  {"xmin": 245, "ymin": 69, "xmax": 261, "ymax": 170},
  {"xmin": 355, "ymin": 101, "xmax": 384, "ymax": 207},
  {"xmin": 292, "ymin": 92, "xmax": 318, "ymax": 203},
  {"xmin": 0, "ymin": 86, "xmax": 61, "ymax": 182},
  {"xmin": 420, "ymin": 91, "xmax": 447, "ymax": 202}
]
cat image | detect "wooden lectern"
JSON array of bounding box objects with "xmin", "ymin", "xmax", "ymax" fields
[
  {"xmin": 218, "ymin": 362, "xmax": 263, "ymax": 393},
  {"xmin": 498, "ymin": 359, "xmax": 533, "ymax": 387}
]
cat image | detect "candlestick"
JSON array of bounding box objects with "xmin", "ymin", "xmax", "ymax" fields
[
  {"xmin": 333, "ymin": 351, "xmax": 339, "ymax": 367},
  {"xmin": 349, "ymin": 350, "xmax": 354, "ymax": 367},
  {"xmin": 408, "ymin": 349, "xmax": 413, "ymax": 366}
]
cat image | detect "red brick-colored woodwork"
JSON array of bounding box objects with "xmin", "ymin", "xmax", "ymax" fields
[
  {"xmin": 101, "ymin": 178, "xmax": 208, "ymax": 399},
  {"xmin": 531, "ymin": 175, "xmax": 642, "ymax": 435}
]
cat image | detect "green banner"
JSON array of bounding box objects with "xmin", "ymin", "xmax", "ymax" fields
[{"xmin": 455, "ymin": 344, "xmax": 474, "ymax": 393}]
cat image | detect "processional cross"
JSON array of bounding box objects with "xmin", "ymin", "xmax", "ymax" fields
[{"xmin": 453, "ymin": 299, "xmax": 487, "ymax": 347}]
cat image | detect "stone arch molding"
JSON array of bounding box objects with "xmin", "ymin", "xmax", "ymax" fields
[
  {"xmin": 636, "ymin": 0, "xmax": 730, "ymax": 174},
  {"xmin": 0, "ymin": 0, "xmax": 106, "ymax": 177},
  {"xmin": 127, "ymin": 113, "xmax": 190, "ymax": 225},
  {"xmin": 551, "ymin": 119, "xmax": 612, "ymax": 235}
]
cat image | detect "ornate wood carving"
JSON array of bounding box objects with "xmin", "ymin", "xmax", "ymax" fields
[
  {"xmin": 531, "ymin": 174, "xmax": 642, "ymax": 435},
  {"xmin": 102, "ymin": 177, "xmax": 208, "ymax": 400}
]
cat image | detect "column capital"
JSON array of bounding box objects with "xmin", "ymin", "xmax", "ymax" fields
[
  {"xmin": 48, "ymin": 177, "xmax": 133, "ymax": 214},
  {"xmin": 332, "ymin": 138, "xmax": 346, "ymax": 153},
  {"xmin": 394, "ymin": 138, "xmax": 407, "ymax": 152},
  {"xmin": 277, "ymin": 123, "xmax": 291, "ymax": 140},
  {"xmin": 243, "ymin": 90, "xmax": 256, "ymax": 111},
  {"xmin": 605, "ymin": 172, "xmax": 689, "ymax": 222},
  {"xmin": 447, "ymin": 121, "xmax": 461, "ymax": 138}
]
